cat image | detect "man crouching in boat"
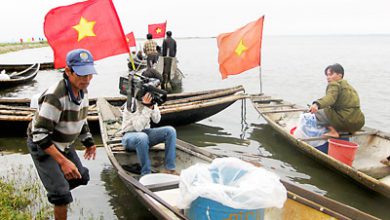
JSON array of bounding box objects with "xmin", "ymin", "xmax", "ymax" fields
[
  {"xmin": 121, "ymin": 89, "xmax": 177, "ymax": 176},
  {"xmin": 309, "ymin": 63, "xmax": 365, "ymax": 138},
  {"xmin": 27, "ymin": 49, "xmax": 97, "ymax": 220}
]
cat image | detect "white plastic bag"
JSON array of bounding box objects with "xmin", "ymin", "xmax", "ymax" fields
[
  {"xmin": 294, "ymin": 113, "xmax": 327, "ymax": 147},
  {"xmin": 177, "ymin": 157, "xmax": 287, "ymax": 210}
]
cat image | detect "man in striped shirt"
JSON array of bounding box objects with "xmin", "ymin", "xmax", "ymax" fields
[{"xmin": 27, "ymin": 49, "xmax": 97, "ymax": 220}]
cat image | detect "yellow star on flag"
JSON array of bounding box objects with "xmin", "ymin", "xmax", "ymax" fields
[
  {"xmin": 73, "ymin": 17, "xmax": 96, "ymax": 42},
  {"xmin": 155, "ymin": 27, "xmax": 162, "ymax": 34},
  {"xmin": 234, "ymin": 39, "xmax": 247, "ymax": 56}
]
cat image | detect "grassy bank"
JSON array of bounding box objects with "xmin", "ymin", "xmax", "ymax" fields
[
  {"xmin": 0, "ymin": 165, "xmax": 51, "ymax": 219},
  {"xmin": 0, "ymin": 42, "xmax": 49, "ymax": 55},
  {"xmin": 1, "ymin": 162, "xmax": 102, "ymax": 219}
]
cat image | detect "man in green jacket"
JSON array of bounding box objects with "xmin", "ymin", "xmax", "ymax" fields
[{"xmin": 309, "ymin": 63, "xmax": 365, "ymax": 138}]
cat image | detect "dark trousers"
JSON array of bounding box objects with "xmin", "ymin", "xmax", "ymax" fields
[
  {"xmin": 146, "ymin": 54, "xmax": 158, "ymax": 68},
  {"xmin": 27, "ymin": 137, "xmax": 90, "ymax": 205}
]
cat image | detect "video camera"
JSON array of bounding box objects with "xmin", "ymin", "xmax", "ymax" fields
[{"xmin": 119, "ymin": 72, "xmax": 167, "ymax": 113}]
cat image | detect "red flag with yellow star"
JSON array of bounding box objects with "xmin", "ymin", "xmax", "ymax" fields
[
  {"xmin": 44, "ymin": 0, "xmax": 129, "ymax": 68},
  {"xmin": 125, "ymin": 32, "xmax": 136, "ymax": 47},
  {"xmin": 217, "ymin": 16, "xmax": 264, "ymax": 79},
  {"xmin": 148, "ymin": 21, "xmax": 167, "ymax": 39}
]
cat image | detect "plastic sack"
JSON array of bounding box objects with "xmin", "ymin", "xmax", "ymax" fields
[
  {"xmin": 177, "ymin": 157, "xmax": 287, "ymax": 210},
  {"xmin": 294, "ymin": 113, "xmax": 327, "ymax": 147},
  {"xmin": 0, "ymin": 70, "xmax": 10, "ymax": 80}
]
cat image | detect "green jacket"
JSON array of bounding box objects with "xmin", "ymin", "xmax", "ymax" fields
[{"xmin": 315, "ymin": 79, "xmax": 365, "ymax": 132}]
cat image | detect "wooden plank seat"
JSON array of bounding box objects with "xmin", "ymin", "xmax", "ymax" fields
[{"xmin": 111, "ymin": 143, "xmax": 166, "ymax": 153}]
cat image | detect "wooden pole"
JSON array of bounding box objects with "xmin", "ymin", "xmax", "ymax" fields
[
  {"xmin": 128, "ymin": 49, "xmax": 136, "ymax": 71},
  {"xmin": 259, "ymin": 66, "xmax": 263, "ymax": 94}
]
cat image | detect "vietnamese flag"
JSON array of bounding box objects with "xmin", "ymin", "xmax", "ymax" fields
[
  {"xmin": 44, "ymin": 0, "xmax": 129, "ymax": 68},
  {"xmin": 126, "ymin": 32, "xmax": 136, "ymax": 47},
  {"xmin": 148, "ymin": 21, "xmax": 167, "ymax": 39},
  {"xmin": 217, "ymin": 16, "xmax": 264, "ymax": 79}
]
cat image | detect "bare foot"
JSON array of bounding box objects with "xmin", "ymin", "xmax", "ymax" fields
[
  {"xmin": 380, "ymin": 159, "xmax": 390, "ymax": 166},
  {"xmin": 323, "ymin": 132, "xmax": 340, "ymax": 138},
  {"xmin": 324, "ymin": 126, "xmax": 340, "ymax": 138},
  {"xmin": 161, "ymin": 169, "xmax": 180, "ymax": 175}
]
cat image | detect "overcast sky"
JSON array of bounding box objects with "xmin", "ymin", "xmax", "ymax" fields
[{"xmin": 1, "ymin": 0, "xmax": 390, "ymax": 42}]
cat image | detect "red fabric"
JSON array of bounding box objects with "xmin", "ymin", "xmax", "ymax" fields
[
  {"xmin": 125, "ymin": 32, "xmax": 136, "ymax": 47},
  {"xmin": 217, "ymin": 16, "xmax": 264, "ymax": 79},
  {"xmin": 148, "ymin": 21, "xmax": 167, "ymax": 39},
  {"xmin": 44, "ymin": 0, "xmax": 129, "ymax": 68}
]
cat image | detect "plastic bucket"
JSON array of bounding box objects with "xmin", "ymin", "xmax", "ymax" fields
[
  {"xmin": 328, "ymin": 139, "xmax": 358, "ymax": 166},
  {"xmin": 187, "ymin": 197, "xmax": 264, "ymax": 220}
]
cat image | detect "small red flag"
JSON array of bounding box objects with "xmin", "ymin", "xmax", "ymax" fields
[
  {"xmin": 44, "ymin": 0, "xmax": 129, "ymax": 68},
  {"xmin": 125, "ymin": 32, "xmax": 136, "ymax": 47},
  {"xmin": 217, "ymin": 16, "xmax": 264, "ymax": 79},
  {"xmin": 148, "ymin": 21, "xmax": 167, "ymax": 39}
]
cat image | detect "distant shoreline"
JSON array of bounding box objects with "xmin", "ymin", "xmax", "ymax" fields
[{"xmin": 0, "ymin": 42, "xmax": 48, "ymax": 55}]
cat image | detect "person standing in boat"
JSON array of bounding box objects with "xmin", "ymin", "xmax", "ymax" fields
[
  {"xmin": 143, "ymin": 33, "xmax": 159, "ymax": 68},
  {"xmin": 161, "ymin": 31, "xmax": 177, "ymax": 90},
  {"xmin": 26, "ymin": 49, "xmax": 97, "ymax": 220},
  {"xmin": 121, "ymin": 89, "xmax": 177, "ymax": 176},
  {"xmin": 309, "ymin": 63, "xmax": 365, "ymax": 138},
  {"xmin": 162, "ymin": 31, "xmax": 177, "ymax": 58}
]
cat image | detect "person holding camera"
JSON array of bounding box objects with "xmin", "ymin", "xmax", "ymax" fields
[{"xmin": 121, "ymin": 89, "xmax": 177, "ymax": 176}]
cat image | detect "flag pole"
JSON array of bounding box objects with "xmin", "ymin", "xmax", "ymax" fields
[
  {"xmin": 259, "ymin": 15, "xmax": 265, "ymax": 95},
  {"xmin": 258, "ymin": 66, "xmax": 262, "ymax": 94},
  {"xmin": 128, "ymin": 49, "xmax": 136, "ymax": 71}
]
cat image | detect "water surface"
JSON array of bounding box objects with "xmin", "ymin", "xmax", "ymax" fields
[{"xmin": 1, "ymin": 35, "xmax": 389, "ymax": 219}]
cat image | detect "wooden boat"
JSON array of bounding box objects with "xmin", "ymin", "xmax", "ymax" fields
[
  {"xmin": 0, "ymin": 62, "xmax": 53, "ymax": 72},
  {"xmin": 250, "ymin": 94, "xmax": 390, "ymax": 198},
  {"xmin": 0, "ymin": 63, "xmax": 40, "ymax": 88},
  {"xmin": 97, "ymin": 97, "xmax": 378, "ymax": 220},
  {"xmin": 0, "ymin": 85, "xmax": 245, "ymax": 135}
]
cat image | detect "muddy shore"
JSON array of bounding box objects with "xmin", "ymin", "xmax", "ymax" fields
[{"xmin": 0, "ymin": 42, "xmax": 48, "ymax": 55}]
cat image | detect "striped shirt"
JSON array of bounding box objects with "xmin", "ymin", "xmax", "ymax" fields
[
  {"xmin": 143, "ymin": 39, "xmax": 158, "ymax": 56},
  {"xmin": 30, "ymin": 79, "xmax": 94, "ymax": 152}
]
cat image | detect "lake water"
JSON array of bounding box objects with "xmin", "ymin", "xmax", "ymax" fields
[{"xmin": 1, "ymin": 35, "xmax": 389, "ymax": 219}]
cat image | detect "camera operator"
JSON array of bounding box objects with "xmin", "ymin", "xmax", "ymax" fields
[{"xmin": 121, "ymin": 87, "xmax": 177, "ymax": 176}]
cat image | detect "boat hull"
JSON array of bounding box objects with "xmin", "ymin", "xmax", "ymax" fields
[
  {"xmin": 98, "ymin": 97, "xmax": 378, "ymax": 220},
  {"xmin": 0, "ymin": 63, "xmax": 39, "ymax": 88},
  {"xmin": 250, "ymin": 94, "xmax": 390, "ymax": 198},
  {"xmin": 0, "ymin": 86, "xmax": 245, "ymax": 136}
]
